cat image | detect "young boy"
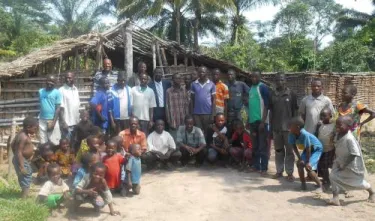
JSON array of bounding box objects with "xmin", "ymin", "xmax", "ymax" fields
[
  {"xmin": 12, "ymin": 116, "xmax": 38, "ymax": 198},
  {"xmin": 103, "ymin": 139, "xmax": 125, "ymax": 191},
  {"xmin": 229, "ymin": 120, "xmax": 252, "ymax": 171},
  {"xmin": 206, "ymin": 113, "xmax": 229, "ymax": 165},
  {"xmin": 288, "ymin": 116, "xmax": 323, "ymax": 192},
  {"xmin": 316, "ymin": 108, "xmax": 335, "ymax": 186},
  {"xmin": 74, "ymin": 162, "xmax": 120, "ymax": 215},
  {"xmin": 90, "ymin": 77, "xmax": 111, "ymax": 134},
  {"xmin": 328, "ymin": 115, "xmax": 374, "ymax": 206},
  {"xmin": 37, "ymin": 163, "xmax": 70, "ymax": 209},
  {"xmin": 73, "ymin": 110, "xmax": 94, "ymax": 152},
  {"xmin": 124, "ymin": 144, "xmax": 142, "ymax": 196},
  {"xmin": 37, "ymin": 143, "xmax": 56, "ymax": 184}
]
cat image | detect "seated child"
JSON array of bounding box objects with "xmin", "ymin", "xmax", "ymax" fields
[
  {"xmin": 75, "ymin": 126, "xmax": 102, "ymax": 163},
  {"xmin": 37, "ymin": 163, "xmax": 70, "ymax": 209},
  {"xmin": 103, "ymin": 139, "xmax": 126, "ymax": 192},
  {"xmin": 74, "ymin": 162, "xmax": 119, "ymax": 216},
  {"xmin": 55, "ymin": 138, "xmax": 75, "ymax": 179},
  {"xmin": 73, "ymin": 110, "xmax": 94, "ymax": 152},
  {"xmin": 316, "ymin": 108, "xmax": 335, "ymax": 186},
  {"xmin": 73, "ymin": 153, "xmax": 98, "ymax": 188},
  {"xmin": 12, "ymin": 116, "xmax": 38, "ymax": 198},
  {"xmin": 37, "ymin": 143, "xmax": 56, "ymax": 184},
  {"xmin": 206, "ymin": 113, "xmax": 229, "ymax": 165},
  {"xmin": 229, "ymin": 120, "xmax": 252, "ymax": 171},
  {"xmin": 124, "ymin": 144, "xmax": 142, "ymax": 196},
  {"xmin": 288, "ymin": 116, "xmax": 323, "ymax": 192},
  {"xmin": 328, "ymin": 116, "xmax": 374, "ymax": 206}
]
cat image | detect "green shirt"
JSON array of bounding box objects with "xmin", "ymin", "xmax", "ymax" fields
[{"xmin": 248, "ymin": 84, "xmax": 262, "ymax": 123}]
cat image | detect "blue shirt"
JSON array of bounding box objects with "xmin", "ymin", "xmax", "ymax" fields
[
  {"xmin": 227, "ymin": 81, "xmax": 249, "ymax": 111},
  {"xmin": 73, "ymin": 168, "xmax": 87, "ymax": 188},
  {"xmin": 90, "ymin": 89, "xmax": 111, "ymax": 129},
  {"xmin": 288, "ymin": 128, "xmax": 323, "ymax": 153},
  {"xmin": 191, "ymin": 79, "xmax": 216, "ymax": 114},
  {"xmin": 125, "ymin": 156, "xmax": 142, "ymax": 184},
  {"xmin": 39, "ymin": 88, "xmax": 62, "ymax": 120},
  {"xmin": 110, "ymin": 84, "xmax": 132, "ymax": 120}
]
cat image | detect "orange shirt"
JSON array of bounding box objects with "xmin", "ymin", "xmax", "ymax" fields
[
  {"xmin": 215, "ymin": 81, "xmax": 229, "ymax": 112},
  {"xmin": 119, "ymin": 129, "xmax": 147, "ymax": 152}
]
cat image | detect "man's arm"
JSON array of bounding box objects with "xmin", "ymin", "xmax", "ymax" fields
[
  {"xmin": 51, "ymin": 104, "xmax": 61, "ymax": 130},
  {"xmin": 211, "ymin": 94, "xmax": 216, "ymax": 117}
]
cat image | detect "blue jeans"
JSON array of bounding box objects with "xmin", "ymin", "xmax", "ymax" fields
[{"xmin": 250, "ymin": 121, "xmax": 269, "ymax": 171}]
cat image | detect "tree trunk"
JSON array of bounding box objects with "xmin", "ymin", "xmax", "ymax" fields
[
  {"xmin": 230, "ymin": 22, "xmax": 238, "ymax": 46},
  {"xmin": 175, "ymin": 7, "xmax": 181, "ymax": 44},
  {"xmin": 193, "ymin": 6, "xmax": 201, "ymax": 52}
]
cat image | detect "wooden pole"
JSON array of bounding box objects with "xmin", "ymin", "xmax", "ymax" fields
[
  {"xmin": 173, "ymin": 50, "xmax": 177, "ymax": 66},
  {"xmin": 74, "ymin": 48, "xmax": 80, "ymax": 70},
  {"xmin": 122, "ymin": 21, "xmax": 133, "ymax": 79},
  {"xmin": 58, "ymin": 56, "xmax": 62, "ymax": 84},
  {"xmin": 161, "ymin": 48, "xmax": 169, "ymax": 75},
  {"xmin": 7, "ymin": 117, "xmax": 16, "ymax": 181},
  {"xmin": 96, "ymin": 40, "xmax": 103, "ymax": 70},
  {"xmin": 184, "ymin": 56, "xmax": 188, "ymax": 72},
  {"xmin": 155, "ymin": 42, "xmax": 164, "ymax": 76},
  {"xmin": 84, "ymin": 53, "xmax": 89, "ymax": 70},
  {"xmin": 152, "ymin": 43, "xmax": 156, "ymax": 71}
]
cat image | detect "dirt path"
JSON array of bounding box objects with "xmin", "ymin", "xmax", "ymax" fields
[{"xmin": 53, "ymin": 156, "xmax": 375, "ymax": 221}]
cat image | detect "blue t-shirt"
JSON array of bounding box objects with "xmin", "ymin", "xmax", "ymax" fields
[
  {"xmin": 90, "ymin": 89, "xmax": 111, "ymax": 129},
  {"xmin": 39, "ymin": 88, "xmax": 62, "ymax": 120},
  {"xmin": 288, "ymin": 128, "xmax": 323, "ymax": 153},
  {"xmin": 190, "ymin": 79, "xmax": 216, "ymax": 115},
  {"xmin": 73, "ymin": 168, "xmax": 87, "ymax": 188},
  {"xmin": 125, "ymin": 156, "xmax": 142, "ymax": 184}
]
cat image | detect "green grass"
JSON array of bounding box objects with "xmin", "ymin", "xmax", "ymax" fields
[
  {"xmin": 0, "ymin": 177, "xmax": 49, "ymax": 221},
  {"xmin": 361, "ymin": 136, "xmax": 375, "ymax": 173}
]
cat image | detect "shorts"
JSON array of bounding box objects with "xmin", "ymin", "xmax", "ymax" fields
[
  {"xmin": 13, "ymin": 157, "xmax": 33, "ymax": 189},
  {"xmin": 46, "ymin": 194, "xmax": 63, "ymax": 208},
  {"xmin": 301, "ymin": 149, "xmax": 322, "ymax": 171}
]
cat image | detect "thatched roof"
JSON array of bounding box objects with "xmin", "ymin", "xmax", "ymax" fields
[{"xmin": 0, "ymin": 20, "xmax": 249, "ymax": 79}]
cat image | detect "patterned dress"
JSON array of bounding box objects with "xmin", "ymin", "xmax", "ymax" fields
[
  {"xmin": 338, "ymin": 101, "xmax": 367, "ymax": 141},
  {"xmin": 55, "ymin": 150, "xmax": 75, "ymax": 176}
]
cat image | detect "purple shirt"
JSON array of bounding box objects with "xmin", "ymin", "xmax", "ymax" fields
[{"xmin": 191, "ymin": 79, "xmax": 216, "ymax": 114}]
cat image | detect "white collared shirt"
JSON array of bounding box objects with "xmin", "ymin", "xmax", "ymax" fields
[
  {"xmin": 147, "ymin": 131, "xmax": 176, "ymax": 154},
  {"xmin": 131, "ymin": 86, "xmax": 157, "ymax": 121},
  {"xmin": 59, "ymin": 84, "xmax": 80, "ymax": 126}
]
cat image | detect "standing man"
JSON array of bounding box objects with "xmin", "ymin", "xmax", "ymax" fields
[
  {"xmin": 212, "ymin": 69, "xmax": 229, "ymax": 115},
  {"xmin": 39, "ymin": 75, "xmax": 62, "ymax": 145},
  {"xmin": 166, "ymin": 73, "xmax": 190, "ymax": 139},
  {"xmin": 227, "ymin": 69, "xmax": 249, "ymax": 136},
  {"xmin": 131, "ymin": 73, "xmax": 156, "ymax": 135},
  {"xmin": 93, "ymin": 58, "xmax": 118, "ymax": 93},
  {"xmin": 59, "ymin": 72, "xmax": 80, "ymax": 141},
  {"xmin": 269, "ymin": 73, "xmax": 298, "ymax": 180},
  {"xmin": 248, "ymin": 70, "xmax": 270, "ymax": 174},
  {"xmin": 127, "ymin": 61, "xmax": 151, "ymax": 87},
  {"xmin": 191, "ymin": 66, "xmax": 216, "ymax": 135},
  {"xmin": 148, "ymin": 67, "xmax": 172, "ymax": 126},
  {"xmin": 299, "ymin": 79, "xmax": 335, "ymax": 134}
]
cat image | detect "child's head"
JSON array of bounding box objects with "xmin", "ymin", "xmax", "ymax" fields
[
  {"xmin": 99, "ymin": 76, "xmax": 110, "ymax": 90},
  {"xmin": 111, "ymin": 136, "xmax": 124, "ymax": 152},
  {"xmin": 155, "ymin": 120, "xmax": 165, "ymax": 134},
  {"xmin": 39, "ymin": 142, "xmax": 54, "ymax": 161},
  {"xmin": 80, "ymin": 110, "xmax": 90, "ymax": 122},
  {"xmin": 129, "ymin": 144, "xmax": 141, "ymax": 157},
  {"xmin": 90, "ymin": 162, "xmax": 106, "ymax": 184},
  {"xmin": 59, "ymin": 138, "xmax": 70, "ymax": 152},
  {"xmin": 81, "ymin": 152, "xmax": 98, "ymax": 170},
  {"xmin": 289, "ymin": 116, "xmax": 304, "ymax": 135},
  {"xmin": 215, "ymin": 113, "xmax": 226, "ymax": 128},
  {"xmin": 105, "ymin": 139, "xmax": 117, "ymax": 157},
  {"xmin": 342, "ymin": 84, "xmax": 357, "ymax": 103},
  {"xmin": 234, "ymin": 120, "xmax": 244, "ymax": 134},
  {"xmin": 320, "ymin": 108, "xmax": 332, "ymax": 124},
  {"xmin": 87, "ymin": 135, "xmax": 100, "ymax": 153},
  {"xmin": 23, "ymin": 116, "xmax": 38, "ymax": 135},
  {"xmin": 336, "ymin": 115, "xmax": 353, "ymax": 135},
  {"xmin": 47, "ymin": 163, "xmax": 61, "ymax": 184}
]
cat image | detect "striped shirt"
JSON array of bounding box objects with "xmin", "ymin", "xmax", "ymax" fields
[
  {"xmin": 215, "ymin": 81, "xmax": 229, "ymax": 113},
  {"xmin": 165, "ymin": 87, "xmax": 190, "ymax": 129}
]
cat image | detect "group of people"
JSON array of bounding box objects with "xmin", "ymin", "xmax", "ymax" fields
[{"xmin": 11, "ymin": 58, "xmax": 375, "ymax": 216}]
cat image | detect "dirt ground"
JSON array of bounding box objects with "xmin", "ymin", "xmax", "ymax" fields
[{"xmin": 50, "ymin": 154, "xmax": 375, "ymax": 221}]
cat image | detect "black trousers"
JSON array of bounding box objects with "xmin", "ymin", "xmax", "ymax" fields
[{"xmin": 180, "ymin": 147, "xmax": 207, "ymax": 165}]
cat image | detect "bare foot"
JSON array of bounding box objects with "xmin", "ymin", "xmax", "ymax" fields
[
  {"xmin": 368, "ymin": 192, "xmax": 374, "ymax": 203},
  {"xmin": 327, "ymin": 198, "xmax": 341, "ymax": 206},
  {"xmin": 345, "ymin": 191, "xmax": 354, "ymax": 198}
]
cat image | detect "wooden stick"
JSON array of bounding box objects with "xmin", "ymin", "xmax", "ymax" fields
[
  {"xmin": 7, "ymin": 117, "xmax": 16, "ymax": 181},
  {"xmin": 161, "ymin": 48, "xmax": 169, "ymax": 75},
  {"xmin": 155, "ymin": 42, "xmax": 164, "ymax": 76},
  {"xmin": 174, "ymin": 50, "xmax": 177, "ymax": 66},
  {"xmin": 152, "ymin": 43, "xmax": 156, "ymax": 71}
]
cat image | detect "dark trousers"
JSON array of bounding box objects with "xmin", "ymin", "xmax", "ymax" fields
[
  {"xmin": 193, "ymin": 114, "xmax": 211, "ymax": 135},
  {"xmin": 180, "ymin": 147, "xmax": 207, "ymax": 166},
  {"xmin": 115, "ymin": 119, "xmax": 130, "ymax": 134},
  {"xmin": 227, "ymin": 110, "xmax": 241, "ymax": 138},
  {"xmin": 141, "ymin": 150, "xmax": 182, "ymax": 168},
  {"xmin": 139, "ymin": 120, "xmax": 149, "ymax": 136},
  {"xmin": 250, "ymin": 121, "xmax": 269, "ymax": 171}
]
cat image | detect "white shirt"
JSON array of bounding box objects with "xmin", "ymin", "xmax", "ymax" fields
[
  {"xmin": 155, "ymin": 81, "xmax": 164, "ymax": 107},
  {"xmin": 59, "ymin": 84, "xmax": 80, "ymax": 126},
  {"xmin": 131, "ymin": 86, "xmax": 157, "ymax": 121},
  {"xmin": 147, "ymin": 131, "xmax": 176, "ymax": 154},
  {"xmin": 111, "ymin": 86, "xmax": 133, "ymax": 120}
]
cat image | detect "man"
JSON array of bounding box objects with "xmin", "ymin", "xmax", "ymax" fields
[
  {"xmin": 127, "ymin": 61, "xmax": 151, "ymax": 87},
  {"xmin": 118, "ymin": 116, "xmax": 147, "ymax": 153},
  {"xmin": 226, "ymin": 69, "xmax": 250, "ymax": 136},
  {"xmin": 144, "ymin": 120, "xmax": 181, "ymax": 169},
  {"xmin": 109, "ymin": 72, "xmax": 132, "ymax": 134},
  {"xmin": 165, "ymin": 73, "xmax": 189, "ymax": 139},
  {"xmin": 212, "ymin": 69, "xmax": 229, "ymax": 115},
  {"xmin": 248, "ymin": 70, "xmax": 270, "ymax": 174},
  {"xmin": 39, "ymin": 75, "xmax": 61, "ymax": 145},
  {"xmin": 131, "ymin": 73, "xmax": 156, "ymax": 135},
  {"xmin": 191, "ymin": 66, "xmax": 216, "ymax": 135},
  {"xmin": 59, "ymin": 72, "xmax": 80, "ymax": 140},
  {"xmin": 93, "ymin": 58, "xmax": 118, "ymax": 93},
  {"xmin": 177, "ymin": 115, "xmax": 207, "ymax": 167},
  {"xmin": 269, "ymin": 73, "xmax": 298, "ymax": 180},
  {"xmin": 299, "ymin": 79, "xmax": 335, "ymax": 133},
  {"xmin": 148, "ymin": 67, "xmax": 172, "ymax": 126},
  {"xmin": 90, "ymin": 77, "xmax": 111, "ymax": 134}
]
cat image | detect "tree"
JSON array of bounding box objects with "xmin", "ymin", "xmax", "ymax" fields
[{"xmin": 336, "ymin": 0, "xmax": 375, "ymax": 32}]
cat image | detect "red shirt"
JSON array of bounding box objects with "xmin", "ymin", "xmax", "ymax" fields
[
  {"xmin": 103, "ymin": 153, "xmax": 125, "ymax": 189},
  {"xmin": 231, "ymin": 131, "xmax": 252, "ymax": 149}
]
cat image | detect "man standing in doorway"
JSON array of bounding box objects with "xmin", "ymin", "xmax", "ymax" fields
[
  {"xmin": 191, "ymin": 66, "xmax": 216, "ymax": 135},
  {"xmin": 93, "ymin": 58, "xmax": 118, "ymax": 93}
]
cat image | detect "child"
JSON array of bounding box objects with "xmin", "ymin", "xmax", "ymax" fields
[
  {"xmin": 90, "ymin": 77, "xmax": 111, "ymax": 134},
  {"xmin": 11, "ymin": 116, "xmax": 38, "ymax": 198},
  {"xmin": 328, "ymin": 115, "xmax": 374, "ymax": 206},
  {"xmin": 206, "ymin": 113, "xmax": 229, "ymax": 165},
  {"xmin": 124, "ymin": 144, "xmax": 142, "ymax": 196},
  {"xmin": 338, "ymin": 84, "xmax": 375, "ymax": 141},
  {"xmin": 72, "ymin": 153, "xmax": 98, "ymax": 188},
  {"xmin": 103, "ymin": 139, "xmax": 125, "ymax": 192},
  {"xmin": 73, "ymin": 110, "xmax": 94, "ymax": 152},
  {"xmin": 74, "ymin": 162, "xmax": 119, "ymax": 216},
  {"xmin": 37, "ymin": 143, "xmax": 56, "ymax": 184},
  {"xmin": 75, "ymin": 128, "xmax": 102, "ymax": 163},
  {"xmin": 229, "ymin": 120, "xmax": 252, "ymax": 172},
  {"xmin": 288, "ymin": 116, "xmax": 323, "ymax": 192},
  {"xmin": 55, "ymin": 138, "xmax": 75, "ymax": 178},
  {"xmin": 37, "ymin": 163, "xmax": 70, "ymax": 209},
  {"xmin": 316, "ymin": 108, "xmax": 335, "ymax": 186}
]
